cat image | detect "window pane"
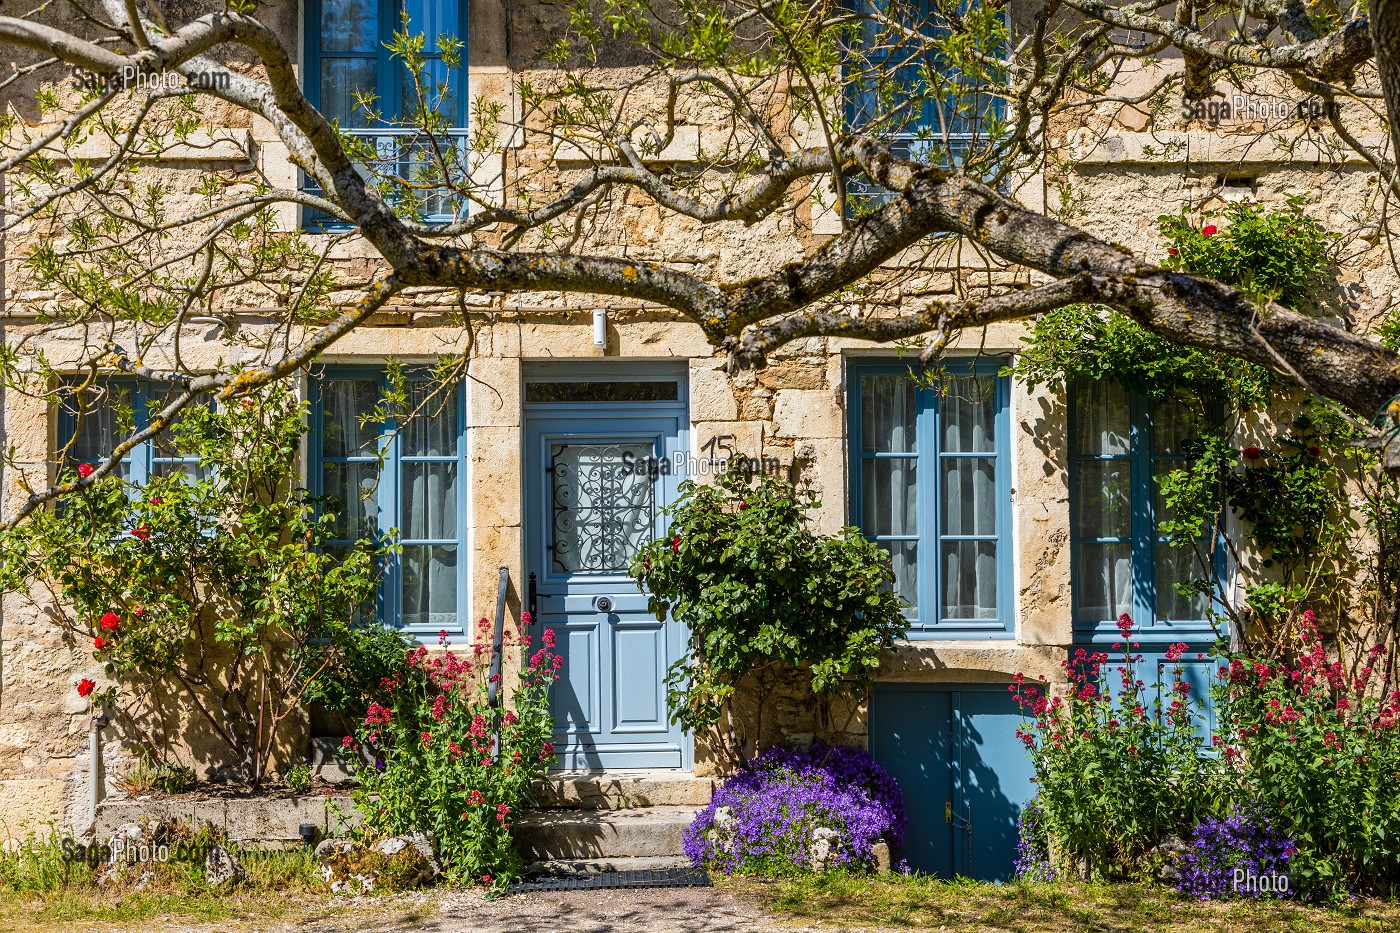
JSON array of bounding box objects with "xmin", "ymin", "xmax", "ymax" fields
[
  {"xmin": 321, "ymin": 379, "xmax": 380, "ymax": 456},
  {"xmin": 1074, "ymin": 379, "xmax": 1131, "ymax": 455},
  {"xmin": 402, "ymin": 544, "xmax": 458, "ymax": 628},
  {"xmin": 940, "ymin": 456, "xmax": 995, "ymax": 536},
  {"xmin": 319, "ymin": 59, "xmax": 378, "ymax": 127},
  {"xmin": 1156, "ymin": 545, "xmax": 1209, "ymax": 621},
  {"xmin": 152, "ymin": 461, "xmax": 209, "ymax": 483},
  {"xmin": 401, "ymin": 58, "xmax": 459, "ymax": 121},
  {"xmin": 877, "ymin": 541, "xmax": 918, "ymax": 619},
  {"xmin": 860, "ymin": 375, "xmax": 917, "ymax": 453},
  {"xmin": 324, "ymin": 461, "xmax": 380, "ymax": 540},
  {"xmin": 525, "ymin": 381, "xmax": 679, "ymax": 403},
  {"xmin": 941, "ymin": 540, "xmax": 997, "ymax": 620},
  {"xmin": 404, "ymin": 0, "xmax": 459, "ymax": 43},
  {"xmin": 1077, "ymin": 543, "xmax": 1132, "ymax": 622},
  {"xmin": 1075, "ymin": 461, "xmax": 1131, "ymax": 538},
  {"xmin": 1153, "ymin": 461, "xmax": 1206, "ymax": 534},
  {"xmin": 321, "ymin": 0, "xmax": 378, "ymax": 52},
  {"xmin": 69, "ymin": 390, "xmax": 128, "ymax": 464},
  {"xmin": 861, "ymin": 458, "xmax": 918, "ymax": 537},
  {"xmin": 402, "ymin": 463, "xmax": 457, "ymax": 540},
  {"xmin": 939, "ymin": 376, "xmax": 996, "ymax": 452},
  {"xmin": 401, "ymin": 382, "xmax": 458, "ymax": 457},
  {"xmin": 1152, "ymin": 395, "xmax": 1203, "ymax": 455}
]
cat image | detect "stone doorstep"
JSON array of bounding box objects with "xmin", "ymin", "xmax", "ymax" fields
[
  {"xmin": 533, "ymin": 770, "xmax": 716, "ymax": 810},
  {"xmin": 514, "ymin": 805, "xmax": 696, "ymax": 860},
  {"xmin": 92, "ymin": 795, "xmax": 360, "ymax": 846}
]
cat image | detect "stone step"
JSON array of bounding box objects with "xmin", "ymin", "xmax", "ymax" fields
[
  {"xmin": 515, "ymin": 805, "xmax": 696, "ymax": 860},
  {"xmin": 310, "ymin": 736, "xmax": 356, "ymax": 784},
  {"xmin": 532, "ymin": 771, "xmax": 715, "ymax": 810},
  {"xmin": 528, "ymin": 856, "xmax": 694, "ymax": 874}
]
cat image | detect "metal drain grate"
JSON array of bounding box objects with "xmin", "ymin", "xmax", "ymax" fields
[{"xmin": 504, "ymin": 867, "xmax": 712, "ymax": 895}]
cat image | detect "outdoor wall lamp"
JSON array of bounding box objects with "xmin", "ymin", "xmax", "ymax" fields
[{"xmin": 593, "ymin": 309, "xmax": 607, "ymax": 349}]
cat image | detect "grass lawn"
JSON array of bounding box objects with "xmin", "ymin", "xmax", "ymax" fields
[{"xmin": 727, "ymin": 873, "xmax": 1400, "ymax": 932}]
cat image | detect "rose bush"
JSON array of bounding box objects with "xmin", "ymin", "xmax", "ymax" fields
[
  {"xmin": 683, "ymin": 744, "xmax": 905, "ymax": 876},
  {"xmin": 346, "ymin": 615, "xmax": 560, "ymax": 887}
]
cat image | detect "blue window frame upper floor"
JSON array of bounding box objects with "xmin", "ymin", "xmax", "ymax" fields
[
  {"xmin": 308, "ymin": 368, "xmax": 468, "ymax": 641},
  {"xmin": 1070, "ymin": 378, "xmax": 1221, "ymax": 646},
  {"xmin": 57, "ymin": 378, "xmax": 209, "ymax": 484},
  {"xmin": 847, "ymin": 358, "xmax": 1014, "ymax": 638},
  {"xmin": 844, "ymin": 0, "xmax": 1006, "ymax": 182},
  {"xmin": 303, "ymin": 0, "xmax": 471, "ymax": 229}
]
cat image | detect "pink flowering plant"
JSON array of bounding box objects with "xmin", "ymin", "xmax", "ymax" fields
[
  {"xmin": 1013, "ymin": 614, "xmax": 1224, "ymax": 878},
  {"xmin": 1212, "ymin": 610, "xmax": 1400, "ymax": 897},
  {"xmin": 346, "ymin": 614, "xmax": 561, "ymax": 887}
]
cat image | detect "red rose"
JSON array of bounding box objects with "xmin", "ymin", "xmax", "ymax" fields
[
  {"xmin": 132, "ymin": 524, "xmax": 150, "ymax": 540},
  {"xmin": 1242, "ymin": 445, "xmax": 1262, "ymax": 460},
  {"xmin": 100, "ymin": 611, "xmax": 120, "ymax": 631},
  {"xmin": 1167, "ymin": 248, "xmax": 1177, "ymax": 255},
  {"xmin": 151, "ymin": 497, "xmax": 162, "ymax": 505},
  {"xmin": 77, "ymin": 463, "xmax": 94, "ymax": 479},
  {"xmin": 77, "ymin": 678, "xmax": 96, "ymax": 698},
  {"xmin": 1308, "ymin": 446, "xmax": 1322, "ymax": 458},
  {"xmin": 93, "ymin": 636, "xmax": 106, "ymax": 650},
  {"xmin": 1202, "ymin": 224, "xmax": 1218, "ymax": 236},
  {"xmin": 133, "ymin": 606, "xmax": 144, "ymax": 617},
  {"xmin": 671, "ymin": 536, "xmax": 681, "ymax": 552}
]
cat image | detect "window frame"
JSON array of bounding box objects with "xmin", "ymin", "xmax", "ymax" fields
[
  {"xmin": 308, "ymin": 366, "xmax": 470, "ymax": 643},
  {"xmin": 846, "ymin": 356, "xmax": 1014, "ymax": 639},
  {"xmin": 1068, "ymin": 380, "xmax": 1222, "ymax": 645},
  {"xmin": 57, "ymin": 377, "xmax": 207, "ymax": 484},
  {"xmin": 302, "ymin": 0, "xmax": 472, "ymax": 230}
]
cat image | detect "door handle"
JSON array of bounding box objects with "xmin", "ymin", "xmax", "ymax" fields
[{"xmin": 945, "ymin": 801, "xmax": 952, "ymax": 824}]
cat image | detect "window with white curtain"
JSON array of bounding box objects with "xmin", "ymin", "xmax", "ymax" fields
[
  {"xmin": 1070, "ymin": 378, "xmax": 1213, "ymax": 638},
  {"xmin": 57, "ymin": 378, "xmax": 210, "ymax": 484},
  {"xmin": 311, "ymin": 369, "xmax": 466, "ymax": 641},
  {"xmin": 849, "ymin": 359, "xmax": 1012, "ymax": 637}
]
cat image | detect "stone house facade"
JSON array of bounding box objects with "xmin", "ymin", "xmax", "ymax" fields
[{"xmin": 0, "ymin": 0, "xmax": 1394, "ymax": 880}]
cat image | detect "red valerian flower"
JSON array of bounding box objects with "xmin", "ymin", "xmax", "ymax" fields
[
  {"xmin": 77, "ymin": 463, "xmax": 95, "ymax": 479},
  {"xmin": 1164, "ymin": 642, "xmax": 1187, "ymax": 662},
  {"xmin": 1241, "ymin": 445, "xmax": 1262, "ymax": 460},
  {"xmin": 77, "ymin": 678, "xmax": 96, "ymax": 697},
  {"xmin": 1202, "ymin": 224, "xmax": 1218, "ymax": 236},
  {"xmin": 99, "ymin": 611, "xmax": 121, "ymax": 631}
]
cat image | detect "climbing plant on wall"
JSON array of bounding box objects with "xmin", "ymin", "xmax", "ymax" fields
[{"xmin": 1011, "ymin": 200, "xmax": 1398, "ymax": 661}]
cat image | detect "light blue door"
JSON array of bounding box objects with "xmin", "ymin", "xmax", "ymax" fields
[
  {"xmin": 869, "ymin": 683, "xmax": 1036, "ymax": 881},
  {"xmin": 524, "ymin": 380, "xmax": 690, "ymax": 771}
]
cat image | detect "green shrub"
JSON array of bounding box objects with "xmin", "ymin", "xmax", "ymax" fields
[{"xmin": 631, "ymin": 469, "xmax": 907, "ymax": 760}]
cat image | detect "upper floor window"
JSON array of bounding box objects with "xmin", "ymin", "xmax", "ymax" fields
[
  {"xmin": 304, "ymin": 0, "xmax": 470, "ymax": 226},
  {"xmin": 309, "ymin": 369, "xmax": 467, "ymax": 639},
  {"xmin": 1071, "ymin": 379, "xmax": 1214, "ymax": 640},
  {"xmin": 845, "ymin": 0, "xmax": 1005, "ymax": 167},
  {"xmin": 58, "ymin": 379, "xmax": 209, "ymax": 484},
  {"xmin": 848, "ymin": 359, "xmax": 1012, "ymax": 637}
]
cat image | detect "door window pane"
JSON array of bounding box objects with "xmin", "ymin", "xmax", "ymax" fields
[{"xmin": 550, "ymin": 443, "xmax": 656, "ymax": 573}]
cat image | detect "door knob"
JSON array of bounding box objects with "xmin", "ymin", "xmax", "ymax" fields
[{"xmin": 594, "ymin": 595, "xmax": 614, "ymax": 613}]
